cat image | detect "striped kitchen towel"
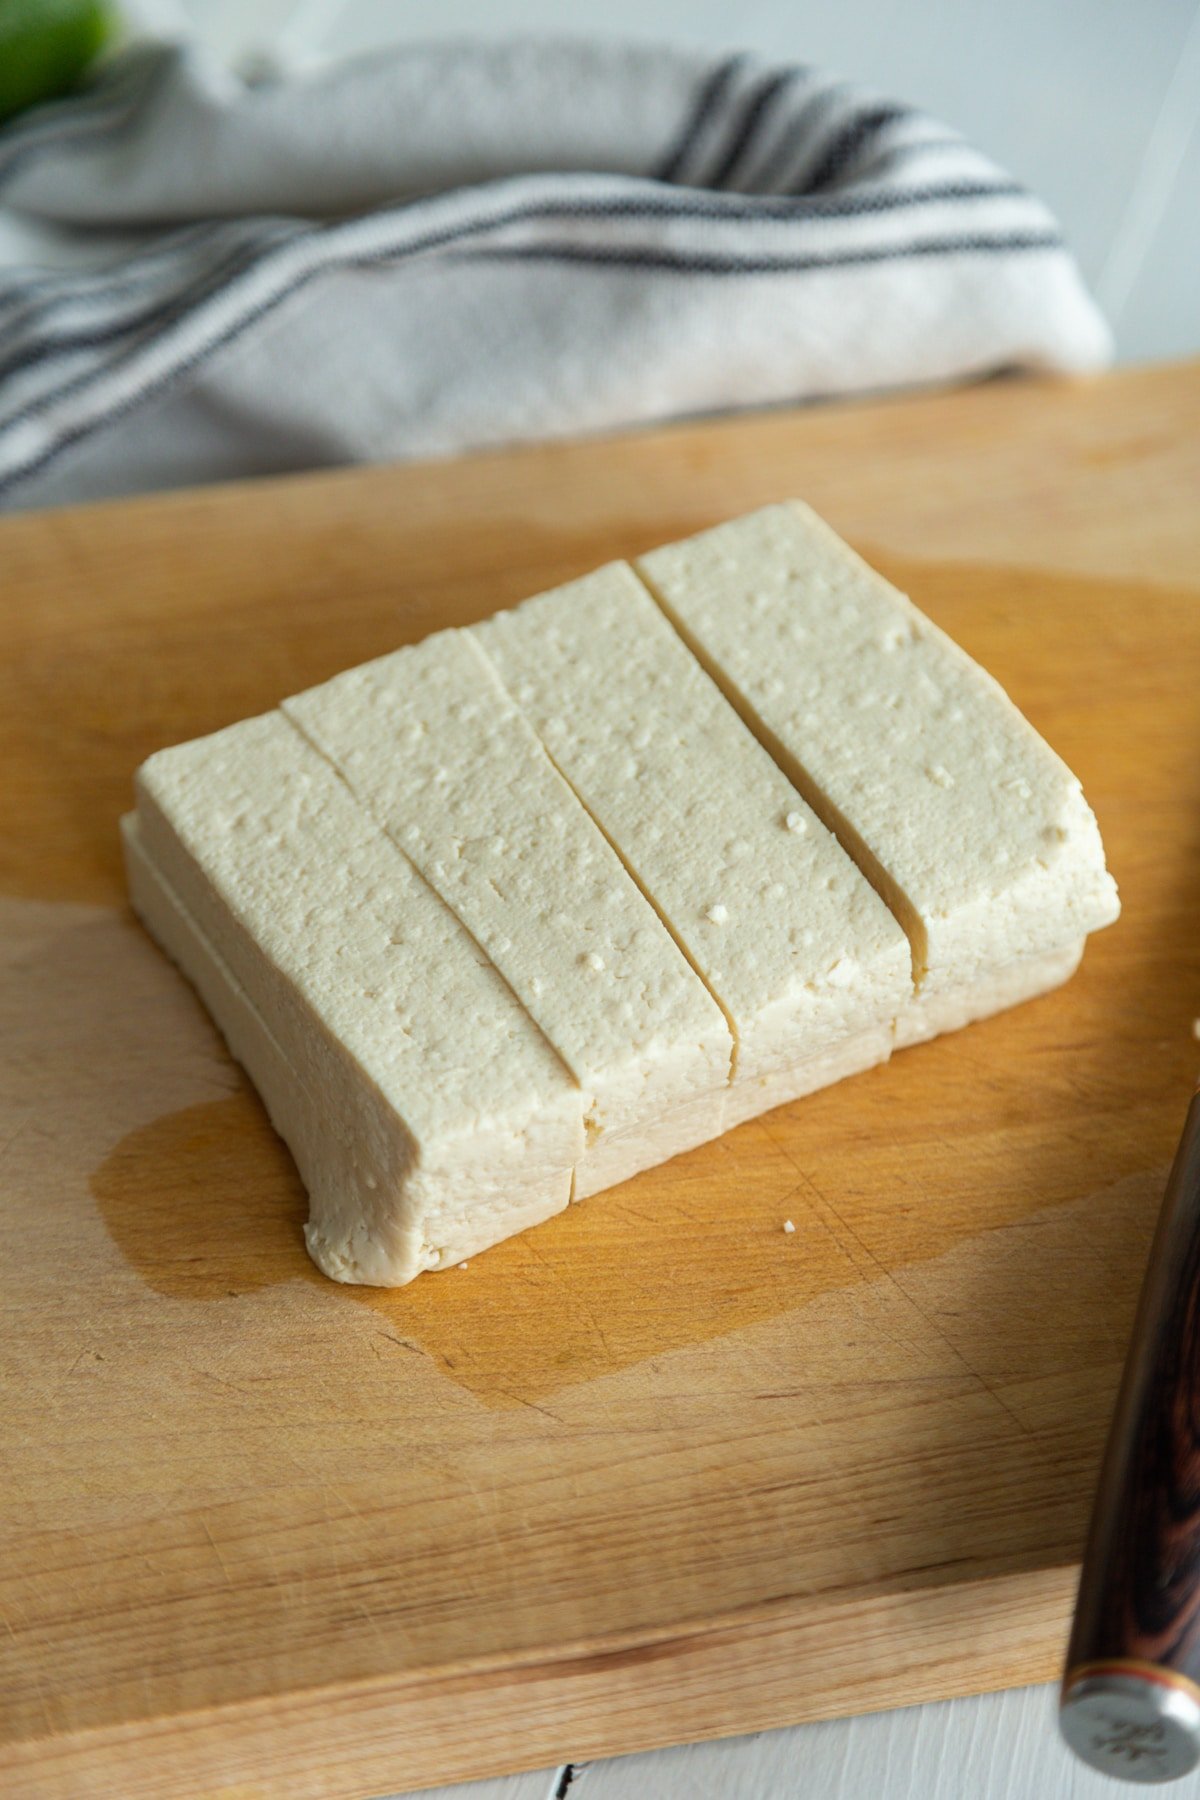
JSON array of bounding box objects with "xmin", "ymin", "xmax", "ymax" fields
[{"xmin": 0, "ymin": 37, "xmax": 1111, "ymax": 510}]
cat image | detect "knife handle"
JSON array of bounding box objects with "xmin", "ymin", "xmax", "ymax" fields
[{"xmin": 1061, "ymin": 1089, "xmax": 1200, "ymax": 1783}]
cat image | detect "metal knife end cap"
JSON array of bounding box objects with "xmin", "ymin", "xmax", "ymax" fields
[{"xmin": 1061, "ymin": 1666, "xmax": 1200, "ymax": 1784}]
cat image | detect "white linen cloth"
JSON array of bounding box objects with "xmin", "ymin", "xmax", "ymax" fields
[{"xmin": 0, "ymin": 38, "xmax": 1111, "ymax": 510}]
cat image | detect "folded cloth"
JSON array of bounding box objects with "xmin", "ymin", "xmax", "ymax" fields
[{"xmin": 0, "ymin": 37, "xmax": 1111, "ymax": 511}]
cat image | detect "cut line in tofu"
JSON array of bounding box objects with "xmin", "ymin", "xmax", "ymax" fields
[
  {"xmin": 637, "ymin": 503, "xmax": 1120, "ymax": 1045},
  {"xmin": 283, "ymin": 629, "xmax": 732, "ymax": 1197},
  {"xmin": 133, "ymin": 713, "xmax": 582, "ymax": 1284},
  {"xmin": 472, "ymin": 562, "xmax": 912, "ymax": 1125}
]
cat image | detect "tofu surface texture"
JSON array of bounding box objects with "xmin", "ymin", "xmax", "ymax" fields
[
  {"xmin": 126, "ymin": 501, "xmax": 1119, "ymax": 1285},
  {"xmin": 471, "ymin": 563, "xmax": 912, "ymax": 1124},
  {"xmin": 284, "ymin": 629, "xmax": 731, "ymax": 1195},
  {"xmin": 133, "ymin": 713, "xmax": 582, "ymax": 1284},
  {"xmin": 637, "ymin": 503, "xmax": 1120, "ymax": 1043}
]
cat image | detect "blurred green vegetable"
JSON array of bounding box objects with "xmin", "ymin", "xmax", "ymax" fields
[{"xmin": 0, "ymin": 0, "xmax": 115, "ymax": 126}]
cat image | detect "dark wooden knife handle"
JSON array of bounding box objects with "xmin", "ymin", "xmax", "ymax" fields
[{"xmin": 1061, "ymin": 1090, "xmax": 1200, "ymax": 1782}]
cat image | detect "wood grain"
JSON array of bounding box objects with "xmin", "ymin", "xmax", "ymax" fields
[{"xmin": 1, "ymin": 360, "xmax": 1199, "ymax": 1799}]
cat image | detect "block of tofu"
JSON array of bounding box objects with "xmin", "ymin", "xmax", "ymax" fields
[
  {"xmin": 472, "ymin": 563, "xmax": 912, "ymax": 1127},
  {"xmin": 124, "ymin": 814, "xmax": 407, "ymax": 1272},
  {"xmin": 638, "ymin": 503, "xmax": 1120, "ymax": 1045},
  {"xmin": 132, "ymin": 713, "xmax": 582, "ymax": 1284},
  {"xmin": 284, "ymin": 630, "xmax": 731, "ymax": 1195}
]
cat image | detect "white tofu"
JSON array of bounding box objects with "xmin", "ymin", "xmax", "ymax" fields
[
  {"xmin": 124, "ymin": 814, "xmax": 412, "ymax": 1269},
  {"xmin": 284, "ymin": 629, "xmax": 731, "ymax": 1195},
  {"xmin": 638, "ymin": 503, "xmax": 1120, "ymax": 1044},
  {"xmin": 472, "ymin": 563, "xmax": 912, "ymax": 1125},
  {"xmin": 133, "ymin": 713, "xmax": 581, "ymax": 1284}
]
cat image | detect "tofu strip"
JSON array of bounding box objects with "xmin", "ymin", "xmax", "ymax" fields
[
  {"xmin": 637, "ymin": 503, "xmax": 1120, "ymax": 1044},
  {"xmin": 133, "ymin": 713, "xmax": 582, "ymax": 1284},
  {"xmin": 472, "ymin": 563, "xmax": 912, "ymax": 1127},
  {"xmin": 283, "ymin": 630, "xmax": 731, "ymax": 1196}
]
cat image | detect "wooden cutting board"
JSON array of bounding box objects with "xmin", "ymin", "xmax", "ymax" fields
[{"xmin": 3, "ymin": 361, "xmax": 1199, "ymax": 1800}]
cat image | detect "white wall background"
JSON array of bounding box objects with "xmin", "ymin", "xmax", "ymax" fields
[{"xmin": 151, "ymin": 0, "xmax": 1200, "ymax": 363}]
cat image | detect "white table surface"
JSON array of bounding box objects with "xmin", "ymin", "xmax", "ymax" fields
[
  {"xmin": 62, "ymin": 3, "xmax": 1200, "ymax": 1792},
  {"xmin": 392, "ymin": 1685, "xmax": 1200, "ymax": 1799}
]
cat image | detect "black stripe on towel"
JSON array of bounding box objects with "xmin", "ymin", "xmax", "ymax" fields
[
  {"xmin": 449, "ymin": 228, "xmax": 1064, "ymax": 276},
  {"xmin": 0, "ymin": 48, "xmax": 168, "ymax": 192},
  {"xmin": 0, "ymin": 223, "xmax": 1059, "ymax": 501},
  {"xmin": 743, "ymin": 82, "xmax": 853, "ymax": 195},
  {"xmin": 0, "ymin": 178, "xmax": 1029, "ymax": 389},
  {"xmin": 0, "ymin": 231, "xmax": 292, "ymax": 386},
  {"xmin": 652, "ymin": 54, "xmax": 749, "ymax": 184},
  {"xmin": 703, "ymin": 65, "xmax": 807, "ymax": 189},
  {"xmin": 801, "ymin": 103, "xmax": 912, "ymax": 194}
]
